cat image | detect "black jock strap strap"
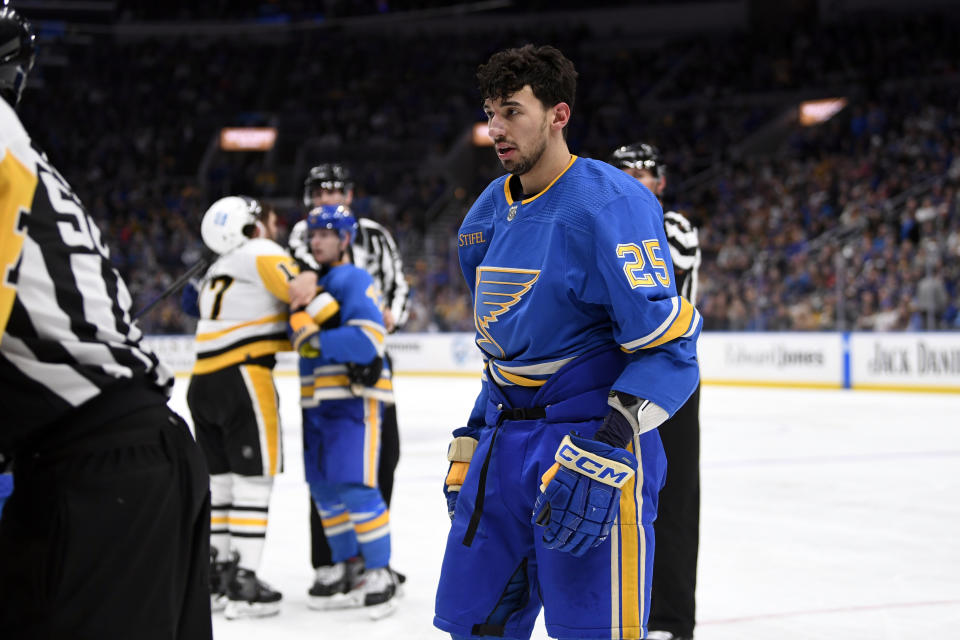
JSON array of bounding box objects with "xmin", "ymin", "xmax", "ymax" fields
[
  {"xmin": 495, "ymin": 406, "xmax": 546, "ymax": 426},
  {"xmin": 464, "ymin": 406, "xmax": 547, "ymax": 547}
]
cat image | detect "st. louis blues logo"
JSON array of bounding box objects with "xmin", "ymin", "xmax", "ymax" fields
[{"xmin": 475, "ymin": 266, "xmax": 540, "ymax": 357}]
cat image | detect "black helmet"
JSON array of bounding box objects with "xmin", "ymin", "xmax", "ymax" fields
[
  {"xmin": 0, "ymin": 4, "xmax": 36, "ymax": 109},
  {"xmin": 302, "ymin": 163, "xmax": 354, "ymax": 208},
  {"xmin": 608, "ymin": 142, "xmax": 665, "ymax": 179}
]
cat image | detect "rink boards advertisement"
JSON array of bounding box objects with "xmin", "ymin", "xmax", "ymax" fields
[
  {"xmin": 848, "ymin": 333, "xmax": 960, "ymax": 392},
  {"xmin": 143, "ymin": 331, "xmax": 960, "ymax": 392}
]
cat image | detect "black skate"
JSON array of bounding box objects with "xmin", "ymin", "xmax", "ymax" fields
[
  {"xmin": 224, "ymin": 567, "xmax": 282, "ymax": 620},
  {"xmin": 209, "ymin": 548, "xmax": 238, "ymax": 613},
  {"xmin": 307, "ymin": 557, "xmax": 364, "ymax": 610},
  {"xmin": 354, "ymin": 567, "xmax": 398, "ymax": 620}
]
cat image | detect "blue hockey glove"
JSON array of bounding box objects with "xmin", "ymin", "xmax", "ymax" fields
[
  {"xmin": 443, "ymin": 426, "xmax": 481, "ymax": 521},
  {"xmin": 532, "ymin": 433, "xmax": 637, "ymax": 557}
]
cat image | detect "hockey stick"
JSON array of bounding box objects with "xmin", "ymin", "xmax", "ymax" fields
[{"xmin": 132, "ymin": 252, "xmax": 214, "ymax": 321}]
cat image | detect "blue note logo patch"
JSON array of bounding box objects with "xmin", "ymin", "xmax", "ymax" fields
[{"xmin": 474, "ymin": 266, "xmax": 540, "ymax": 357}]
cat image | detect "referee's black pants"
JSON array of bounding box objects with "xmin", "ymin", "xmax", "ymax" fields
[
  {"xmin": 309, "ymin": 400, "xmax": 400, "ymax": 568},
  {"xmin": 649, "ymin": 383, "xmax": 701, "ymax": 639},
  {"xmin": 0, "ymin": 388, "xmax": 212, "ymax": 640}
]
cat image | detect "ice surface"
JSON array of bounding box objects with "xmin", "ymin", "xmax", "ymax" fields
[{"xmin": 165, "ymin": 376, "xmax": 960, "ymax": 639}]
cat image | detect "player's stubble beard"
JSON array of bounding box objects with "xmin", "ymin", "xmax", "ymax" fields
[{"xmin": 501, "ymin": 115, "xmax": 550, "ymax": 178}]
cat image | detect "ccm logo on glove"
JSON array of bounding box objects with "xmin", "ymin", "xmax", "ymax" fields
[{"xmin": 551, "ymin": 435, "xmax": 635, "ymax": 489}]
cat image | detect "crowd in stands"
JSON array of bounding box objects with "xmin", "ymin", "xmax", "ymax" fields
[
  {"xmin": 691, "ymin": 81, "xmax": 960, "ymax": 332},
  {"xmin": 19, "ymin": 8, "xmax": 960, "ymax": 334}
]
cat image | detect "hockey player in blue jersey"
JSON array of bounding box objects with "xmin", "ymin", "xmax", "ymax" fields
[
  {"xmin": 288, "ymin": 204, "xmax": 398, "ymax": 617},
  {"xmin": 433, "ymin": 45, "xmax": 701, "ymax": 640}
]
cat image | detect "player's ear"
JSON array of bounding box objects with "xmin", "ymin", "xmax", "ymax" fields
[{"xmin": 551, "ymin": 102, "xmax": 571, "ymax": 132}]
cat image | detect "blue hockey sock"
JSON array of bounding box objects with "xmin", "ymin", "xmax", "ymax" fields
[
  {"xmin": 340, "ymin": 483, "xmax": 390, "ymax": 569},
  {"xmin": 312, "ymin": 483, "xmax": 360, "ymax": 562}
]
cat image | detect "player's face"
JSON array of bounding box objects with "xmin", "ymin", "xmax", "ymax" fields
[
  {"xmin": 309, "ymin": 228, "xmax": 347, "ymax": 265},
  {"xmin": 310, "ymin": 187, "xmax": 353, "ymax": 207},
  {"xmin": 484, "ymin": 85, "xmax": 551, "ymax": 177},
  {"xmin": 623, "ymin": 167, "xmax": 664, "ymax": 197}
]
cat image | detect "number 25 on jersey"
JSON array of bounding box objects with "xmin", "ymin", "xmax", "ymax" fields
[{"xmin": 616, "ymin": 240, "xmax": 670, "ymax": 289}]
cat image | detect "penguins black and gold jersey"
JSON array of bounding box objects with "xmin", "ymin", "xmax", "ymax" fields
[{"xmin": 192, "ymin": 238, "xmax": 299, "ymax": 375}]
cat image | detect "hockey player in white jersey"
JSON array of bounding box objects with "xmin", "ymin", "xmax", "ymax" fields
[{"xmin": 187, "ymin": 195, "xmax": 299, "ymax": 619}]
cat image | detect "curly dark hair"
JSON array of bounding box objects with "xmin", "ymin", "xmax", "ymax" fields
[{"xmin": 476, "ymin": 44, "xmax": 577, "ymax": 111}]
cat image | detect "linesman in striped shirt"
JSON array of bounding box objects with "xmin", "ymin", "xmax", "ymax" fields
[
  {"xmin": 610, "ymin": 142, "xmax": 702, "ymax": 640},
  {"xmin": 0, "ymin": 7, "xmax": 211, "ymax": 638}
]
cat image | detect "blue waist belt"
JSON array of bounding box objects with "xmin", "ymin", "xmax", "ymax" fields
[
  {"xmin": 463, "ymin": 344, "xmax": 628, "ymax": 547},
  {"xmin": 484, "ymin": 343, "xmax": 628, "ymax": 427}
]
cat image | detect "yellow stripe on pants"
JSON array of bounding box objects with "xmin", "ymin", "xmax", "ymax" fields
[
  {"xmin": 365, "ymin": 397, "xmax": 380, "ymax": 487},
  {"xmin": 241, "ymin": 365, "xmax": 281, "ymax": 476},
  {"xmin": 618, "ymin": 438, "xmax": 642, "ymax": 635}
]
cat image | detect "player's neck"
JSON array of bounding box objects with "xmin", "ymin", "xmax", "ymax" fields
[{"xmin": 517, "ymin": 140, "xmax": 572, "ymax": 197}]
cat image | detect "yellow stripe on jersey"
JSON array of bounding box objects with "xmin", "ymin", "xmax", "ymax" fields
[
  {"xmin": 347, "ymin": 319, "xmax": 387, "ymax": 347},
  {"xmin": 314, "ymin": 374, "xmax": 352, "ymax": 388},
  {"xmin": 495, "ymin": 368, "xmax": 547, "ymax": 387},
  {"xmin": 361, "ymin": 326, "xmax": 385, "ymax": 345},
  {"xmin": 305, "ymin": 291, "xmax": 339, "ymax": 325},
  {"xmin": 210, "ymin": 516, "xmax": 228, "ymax": 526},
  {"xmin": 621, "ymin": 297, "xmax": 696, "ymax": 353},
  {"xmin": 255, "ymin": 254, "xmax": 299, "ymax": 303},
  {"xmin": 504, "ymin": 155, "xmax": 578, "ymax": 206},
  {"xmin": 641, "ymin": 297, "xmax": 695, "ymax": 350},
  {"xmin": 0, "ymin": 150, "xmax": 37, "ymax": 343},
  {"xmin": 192, "ymin": 339, "xmax": 290, "ymax": 375},
  {"xmin": 242, "ymin": 364, "xmax": 281, "ymax": 476},
  {"xmin": 195, "ymin": 313, "xmax": 287, "ymax": 342}
]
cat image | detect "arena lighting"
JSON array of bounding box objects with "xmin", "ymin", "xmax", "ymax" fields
[
  {"xmin": 220, "ymin": 127, "xmax": 278, "ymax": 151},
  {"xmin": 799, "ymin": 98, "xmax": 848, "ymax": 126},
  {"xmin": 472, "ymin": 123, "xmax": 494, "ymax": 146}
]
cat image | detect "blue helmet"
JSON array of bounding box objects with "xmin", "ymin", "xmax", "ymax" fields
[{"xmin": 306, "ymin": 204, "xmax": 357, "ymax": 242}]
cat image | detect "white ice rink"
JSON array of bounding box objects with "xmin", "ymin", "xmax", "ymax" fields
[{"xmin": 167, "ymin": 376, "xmax": 960, "ymax": 640}]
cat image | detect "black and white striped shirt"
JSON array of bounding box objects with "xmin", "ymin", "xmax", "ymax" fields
[
  {"xmin": 289, "ymin": 216, "xmax": 410, "ymax": 329},
  {"xmin": 663, "ymin": 210, "xmax": 701, "ymax": 305},
  {"xmin": 0, "ymin": 99, "xmax": 172, "ymax": 449}
]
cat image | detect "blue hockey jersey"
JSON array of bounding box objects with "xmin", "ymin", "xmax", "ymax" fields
[
  {"xmin": 298, "ymin": 262, "xmax": 393, "ymax": 404},
  {"xmin": 458, "ymin": 156, "xmax": 700, "ymax": 423}
]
